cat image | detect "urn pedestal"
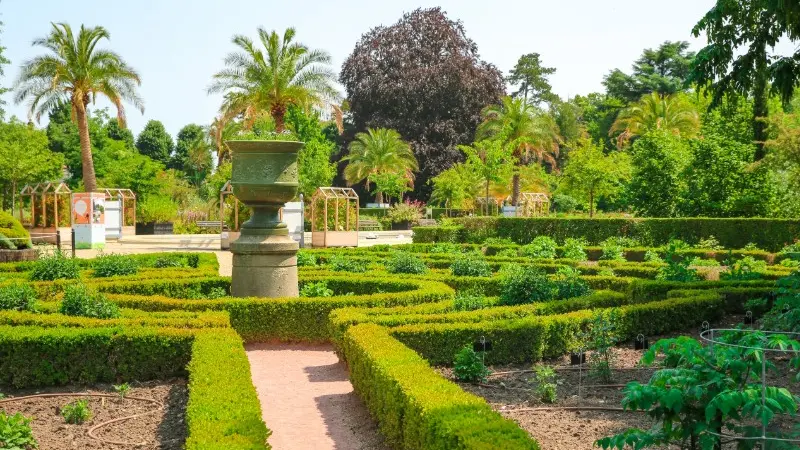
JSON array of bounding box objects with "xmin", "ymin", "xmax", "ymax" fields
[{"xmin": 228, "ymin": 140, "xmax": 302, "ymax": 299}]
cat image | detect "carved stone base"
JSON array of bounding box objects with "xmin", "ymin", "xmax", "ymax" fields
[{"xmin": 230, "ymin": 228, "xmax": 299, "ymax": 298}]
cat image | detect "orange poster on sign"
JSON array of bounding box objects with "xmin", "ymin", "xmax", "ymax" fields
[{"xmin": 72, "ymin": 193, "xmax": 92, "ymax": 225}]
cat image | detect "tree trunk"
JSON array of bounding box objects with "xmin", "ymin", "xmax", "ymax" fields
[
  {"xmin": 753, "ymin": 47, "xmax": 769, "ymax": 161},
  {"xmin": 74, "ymin": 103, "xmax": 98, "ymax": 192},
  {"xmin": 376, "ymin": 191, "xmax": 384, "ymax": 204},
  {"xmin": 511, "ymin": 172, "xmax": 520, "ymax": 206},
  {"xmin": 589, "ymin": 189, "xmax": 594, "ymax": 218},
  {"xmin": 272, "ymin": 105, "xmax": 287, "ymax": 133},
  {"xmin": 485, "ymin": 180, "xmax": 490, "ymax": 216}
]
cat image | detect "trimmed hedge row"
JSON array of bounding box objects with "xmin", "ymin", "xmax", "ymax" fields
[
  {"xmin": 0, "ymin": 325, "xmax": 193, "ymax": 388},
  {"xmin": 0, "ymin": 309, "xmax": 231, "ymax": 330},
  {"xmin": 186, "ymin": 330, "xmax": 270, "ymax": 449},
  {"xmin": 389, "ymin": 293, "xmax": 725, "ymax": 365},
  {"xmin": 414, "ymin": 218, "xmax": 800, "ymax": 251},
  {"xmin": 343, "ymin": 324, "xmax": 539, "ymax": 449},
  {"xmin": 0, "ymin": 252, "xmax": 220, "ymax": 274},
  {"xmin": 101, "ymin": 275, "xmax": 454, "ymax": 341}
]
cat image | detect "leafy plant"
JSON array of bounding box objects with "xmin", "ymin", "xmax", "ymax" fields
[
  {"xmin": 328, "ymin": 254, "xmax": 368, "ymax": 273},
  {"xmin": 531, "ymin": 365, "xmax": 558, "ymax": 403},
  {"xmin": 494, "ymin": 248, "xmax": 519, "ymax": 258},
  {"xmin": 584, "ymin": 310, "xmax": 619, "ymax": 383},
  {"xmin": 688, "ymin": 257, "xmax": 720, "ymax": 267},
  {"xmin": 296, "ymin": 250, "xmax": 318, "ymax": 267},
  {"xmin": 781, "ymin": 258, "xmax": 800, "ymax": 268},
  {"xmin": 187, "ymin": 254, "xmax": 200, "ymax": 268},
  {"xmin": 0, "ymin": 284, "xmax": 38, "ymax": 312},
  {"xmin": 153, "ymin": 255, "xmax": 184, "ymax": 268},
  {"xmin": 300, "ymin": 281, "xmax": 334, "ymax": 298},
  {"xmin": 30, "ymin": 250, "xmax": 80, "ymax": 281},
  {"xmin": 92, "ymin": 253, "xmax": 138, "ymax": 278},
  {"xmin": 430, "ymin": 242, "xmax": 462, "ymax": 254},
  {"xmin": 743, "ymin": 242, "xmax": 760, "ymax": 251},
  {"xmin": 553, "ymin": 266, "xmax": 591, "ymax": 299},
  {"xmin": 483, "ymin": 237, "xmax": 515, "ymax": 246},
  {"xmin": 721, "ymin": 255, "xmax": 767, "ymax": 280},
  {"xmin": 0, "ymin": 411, "xmax": 38, "ymax": 449},
  {"xmin": 137, "ymin": 195, "xmax": 178, "ymax": 223},
  {"xmin": 561, "ymin": 237, "xmax": 588, "ymax": 261},
  {"xmin": 695, "ymin": 235, "xmax": 723, "ymax": 250},
  {"xmin": 113, "ymin": 383, "xmax": 131, "ymax": 399},
  {"xmin": 760, "ymin": 272, "xmax": 800, "ymax": 332},
  {"xmin": 185, "ymin": 286, "xmax": 228, "ymax": 300},
  {"xmin": 450, "ymin": 254, "xmax": 491, "ymax": 277},
  {"xmin": 61, "ymin": 399, "xmax": 92, "ymax": 424},
  {"xmin": 599, "ymin": 238, "xmax": 625, "ymax": 261},
  {"xmin": 453, "ymin": 291, "xmax": 488, "ymax": 311},
  {"xmin": 520, "ymin": 236, "xmax": 557, "ymax": 259},
  {"xmin": 597, "ymin": 332, "xmax": 800, "ymax": 450},
  {"xmin": 657, "ymin": 241, "xmax": 701, "ymax": 282},
  {"xmin": 644, "ymin": 250, "xmax": 663, "ymax": 263},
  {"xmin": 453, "ymin": 345, "xmax": 490, "ymax": 382},
  {"xmin": 385, "ymin": 252, "xmax": 428, "ymax": 274},
  {"xmin": 387, "ymin": 200, "xmax": 423, "ymax": 224},
  {"xmin": 498, "ymin": 265, "xmax": 557, "ymax": 305},
  {"xmin": 59, "ymin": 284, "xmax": 120, "ymax": 319}
]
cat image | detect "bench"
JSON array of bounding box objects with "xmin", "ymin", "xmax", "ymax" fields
[
  {"xmin": 417, "ymin": 219, "xmax": 437, "ymax": 226},
  {"xmin": 196, "ymin": 221, "xmax": 227, "ymax": 231},
  {"xmin": 358, "ymin": 219, "xmax": 381, "ymax": 231}
]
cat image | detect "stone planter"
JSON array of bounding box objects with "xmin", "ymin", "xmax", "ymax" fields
[
  {"xmin": 228, "ymin": 140, "xmax": 302, "ymax": 298},
  {"xmin": 0, "ymin": 248, "xmax": 38, "ymax": 263},
  {"xmin": 135, "ymin": 222, "xmax": 174, "ymax": 235}
]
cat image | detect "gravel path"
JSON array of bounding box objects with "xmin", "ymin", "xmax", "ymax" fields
[{"xmin": 246, "ymin": 343, "xmax": 388, "ymax": 450}]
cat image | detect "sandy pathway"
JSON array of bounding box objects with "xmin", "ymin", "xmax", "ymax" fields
[{"xmin": 246, "ymin": 343, "xmax": 388, "ymax": 450}]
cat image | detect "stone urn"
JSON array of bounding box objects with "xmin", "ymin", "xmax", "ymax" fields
[{"xmin": 228, "ymin": 140, "xmax": 303, "ymax": 298}]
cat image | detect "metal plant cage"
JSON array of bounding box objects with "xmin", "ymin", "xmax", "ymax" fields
[{"xmin": 698, "ymin": 326, "xmax": 800, "ymax": 447}]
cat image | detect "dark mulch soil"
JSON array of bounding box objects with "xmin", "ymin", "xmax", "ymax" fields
[
  {"xmin": 438, "ymin": 315, "xmax": 800, "ymax": 450},
  {"xmin": 0, "ymin": 380, "xmax": 187, "ymax": 450}
]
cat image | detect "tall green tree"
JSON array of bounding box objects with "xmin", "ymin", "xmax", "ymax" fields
[
  {"xmin": 458, "ymin": 140, "xmax": 513, "ymax": 214},
  {"xmin": 610, "ymin": 92, "xmax": 700, "ymax": 146},
  {"xmin": 507, "ymin": 53, "xmax": 556, "ymax": 105},
  {"xmin": 0, "ymin": 8, "xmax": 10, "ymax": 119},
  {"xmin": 429, "ymin": 163, "xmax": 481, "ymax": 209},
  {"xmin": 208, "ymin": 27, "xmax": 337, "ymax": 132},
  {"xmin": 604, "ymin": 41, "xmax": 695, "ymax": 102},
  {"xmin": 690, "ymin": 0, "xmax": 800, "ymax": 159},
  {"xmin": 285, "ymin": 106, "xmax": 336, "ymax": 198},
  {"xmin": 342, "ymin": 128, "xmax": 418, "ymax": 203},
  {"xmin": 627, "ymin": 130, "xmax": 689, "ymax": 217},
  {"xmin": 172, "ymin": 124, "xmax": 205, "ymax": 171},
  {"xmin": 558, "ymin": 138, "xmax": 630, "ymax": 217},
  {"xmin": 0, "ymin": 119, "xmax": 64, "ymax": 210},
  {"xmin": 477, "ymin": 96, "xmax": 561, "ymax": 205},
  {"xmin": 14, "ymin": 23, "xmax": 143, "ymax": 192},
  {"xmin": 136, "ymin": 120, "xmax": 173, "ymax": 165}
]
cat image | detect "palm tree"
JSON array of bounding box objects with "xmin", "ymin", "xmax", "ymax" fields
[
  {"xmin": 610, "ymin": 92, "xmax": 700, "ymax": 146},
  {"xmin": 477, "ymin": 96, "xmax": 561, "ymax": 205},
  {"xmin": 342, "ymin": 128, "xmax": 418, "ymax": 203},
  {"xmin": 14, "ymin": 23, "xmax": 143, "ymax": 192},
  {"xmin": 208, "ymin": 27, "xmax": 337, "ymax": 133},
  {"xmin": 209, "ymin": 114, "xmax": 241, "ymax": 163}
]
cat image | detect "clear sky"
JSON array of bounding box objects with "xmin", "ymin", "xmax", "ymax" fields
[{"xmin": 0, "ymin": 0, "xmax": 732, "ymax": 136}]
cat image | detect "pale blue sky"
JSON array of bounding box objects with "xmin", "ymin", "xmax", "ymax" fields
[{"xmin": 0, "ymin": 0, "xmax": 748, "ymax": 136}]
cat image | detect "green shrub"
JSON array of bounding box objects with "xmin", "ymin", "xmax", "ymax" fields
[
  {"xmin": 385, "ymin": 252, "xmax": 428, "ymax": 275},
  {"xmin": 657, "ymin": 243, "xmax": 701, "ymax": 282},
  {"xmin": 721, "ymin": 255, "xmax": 768, "ymax": 281},
  {"xmin": 185, "ymin": 286, "xmax": 229, "ymax": 300},
  {"xmin": 0, "ymin": 412, "xmax": 37, "ymax": 449},
  {"xmin": 585, "ymin": 310, "xmax": 618, "ymax": 383},
  {"xmin": 495, "ymin": 248, "xmax": 520, "ymax": 258},
  {"xmin": 644, "ymin": 250, "xmax": 662, "ymax": 263},
  {"xmin": 0, "ymin": 233, "xmax": 17, "ymax": 250},
  {"xmin": 137, "ymin": 195, "xmax": 178, "ymax": 223},
  {"xmin": 0, "ymin": 284, "xmax": 37, "ymax": 312},
  {"xmin": 113, "ymin": 383, "xmax": 131, "ymax": 399},
  {"xmin": 599, "ymin": 238, "xmax": 625, "ymax": 261},
  {"xmin": 430, "ymin": 242, "xmax": 462, "ymax": 254},
  {"xmin": 0, "ymin": 211, "xmax": 31, "ymax": 249},
  {"xmin": 483, "ymin": 237, "xmax": 515, "ymax": 246},
  {"xmin": 453, "ymin": 345, "xmax": 490, "ymax": 382},
  {"xmin": 450, "ymin": 254, "xmax": 492, "ymax": 277},
  {"xmin": 328, "ymin": 254, "xmax": 368, "ymax": 273},
  {"xmin": 695, "ymin": 235, "xmax": 723, "ymax": 250},
  {"xmin": 520, "ymin": 236, "xmax": 557, "ymax": 259},
  {"xmin": 553, "ymin": 266, "xmax": 591, "ymax": 299},
  {"xmin": 153, "ymin": 255, "xmax": 184, "ymax": 268},
  {"xmin": 187, "ymin": 254, "xmax": 200, "ymax": 269},
  {"xmin": 411, "ymin": 225, "xmax": 463, "ymax": 243},
  {"xmin": 453, "ymin": 291, "xmax": 488, "ymax": 311},
  {"xmin": 532, "ymin": 366, "xmax": 557, "ymax": 403},
  {"xmin": 92, "ymin": 253, "xmax": 139, "ymax": 278},
  {"xmin": 61, "ymin": 399, "xmax": 91, "ymax": 424},
  {"xmin": 689, "ymin": 257, "xmax": 720, "ymax": 267},
  {"xmin": 562, "ymin": 238, "xmax": 588, "ymax": 261},
  {"xmin": 59, "ymin": 284, "xmax": 121, "ymax": 319},
  {"xmin": 30, "ymin": 250, "xmax": 80, "ymax": 281},
  {"xmin": 300, "ymin": 281, "xmax": 333, "ymax": 298},
  {"xmin": 499, "ymin": 266, "xmax": 557, "ymax": 305},
  {"xmin": 297, "ymin": 250, "xmax": 318, "ymax": 267}
]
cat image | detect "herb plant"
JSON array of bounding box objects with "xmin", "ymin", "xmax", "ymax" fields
[
  {"xmin": 453, "ymin": 345, "xmax": 490, "ymax": 382},
  {"xmin": 300, "ymin": 281, "xmax": 334, "ymax": 298},
  {"xmin": 0, "ymin": 284, "xmax": 38, "ymax": 312},
  {"xmin": 59, "ymin": 284, "xmax": 120, "ymax": 319},
  {"xmin": 61, "ymin": 399, "xmax": 92, "ymax": 424},
  {"xmin": 450, "ymin": 254, "xmax": 492, "ymax": 277},
  {"xmin": 0, "ymin": 412, "xmax": 38, "ymax": 449}
]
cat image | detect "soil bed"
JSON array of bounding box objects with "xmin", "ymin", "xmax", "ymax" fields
[
  {"xmin": 439, "ymin": 315, "xmax": 800, "ymax": 450},
  {"xmin": 0, "ymin": 380, "xmax": 187, "ymax": 450}
]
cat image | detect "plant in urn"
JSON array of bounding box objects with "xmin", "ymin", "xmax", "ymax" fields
[{"xmin": 227, "ymin": 134, "xmax": 302, "ymax": 298}]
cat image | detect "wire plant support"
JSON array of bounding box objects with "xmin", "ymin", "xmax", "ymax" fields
[{"xmin": 698, "ymin": 328, "xmax": 800, "ymax": 446}]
